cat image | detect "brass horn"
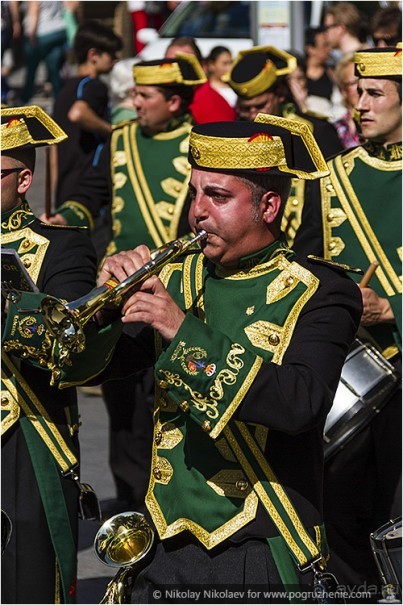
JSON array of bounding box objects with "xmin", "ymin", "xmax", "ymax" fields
[
  {"xmin": 94, "ymin": 511, "xmax": 155, "ymax": 604},
  {"xmin": 40, "ymin": 230, "xmax": 207, "ymax": 356}
]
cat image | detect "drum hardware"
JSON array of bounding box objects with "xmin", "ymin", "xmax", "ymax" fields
[
  {"xmin": 370, "ymin": 517, "xmax": 402, "ymax": 604},
  {"xmin": 39, "ymin": 230, "xmax": 208, "ymax": 363},
  {"xmin": 324, "ymin": 338, "xmax": 400, "ymax": 461},
  {"xmin": 94, "ymin": 511, "xmax": 155, "ymax": 604}
]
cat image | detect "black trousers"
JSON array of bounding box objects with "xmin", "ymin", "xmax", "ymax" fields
[
  {"xmin": 130, "ymin": 537, "xmax": 314, "ymax": 604},
  {"xmin": 102, "ymin": 368, "xmax": 154, "ymax": 509}
]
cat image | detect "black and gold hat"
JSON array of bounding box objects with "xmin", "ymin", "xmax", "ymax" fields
[
  {"xmin": 1, "ymin": 105, "xmax": 67, "ymax": 151},
  {"xmin": 188, "ymin": 113, "xmax": 329, "ymax": 180},
  {"xmin": 354, "ymin": 44, "xmax": 402, "ymax": 78},
  {"xmin": 133, "ymin": 52, "xmax": 206, "ymax": 87},
  {"xmin": 223, "ymin": 45, "xmax": 297, "ymax": 99}
]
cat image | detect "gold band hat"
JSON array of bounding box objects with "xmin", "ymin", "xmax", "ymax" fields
[
  {"xmin": 1, "ymin": 105, "xmax": 67, "ymax": 151},
  {"xmin": 355, "ymin": 43, "xmax": 402, "ymax": 78},
  {"xmin": 188, "ymin": 113, "xmax": 329, "ymax": 180},
  {"xmin": 133, "ymin": 52, "xmax": 206, "ymax": 87},
  {"xmin": 223, "ymin": 46, "xmax": 297, "ymax": 99}
]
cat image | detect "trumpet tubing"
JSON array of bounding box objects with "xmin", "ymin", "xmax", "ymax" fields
[{"xmin": 39, "ymin": 231, "xmax": 207, "ymax": 355}]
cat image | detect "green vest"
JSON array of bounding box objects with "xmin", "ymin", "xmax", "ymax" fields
[
  {"xmin": 107, "ymin": 119, "xmax": 192, "ymax": 255},
  {"xmin": 321, "ymin": 142, "xmax": 402, "ymax": 352},
  {"xmin": 146, "ymin": 241, "xmax": 320, "ymax": 553}
]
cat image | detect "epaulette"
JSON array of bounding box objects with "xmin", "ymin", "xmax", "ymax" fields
[
  {"xmin": 40, "ymin": 222, "xmax": 90, "ymax": 233},
  {"xmin": 307, "ymin": 255, "xmax": 363, "ymax": 275},
  {"xmin": 112, "ymin": 118, "xmax": 136, "ymax": 130}
]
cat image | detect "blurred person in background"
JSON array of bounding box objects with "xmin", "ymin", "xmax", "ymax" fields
[
  {"xmin": 323, "ymin": 1, "xmax": 368, "ymax": 63},
  {"xmin": 164, "ymin": 35, "xmax": 204, "ymax": 64},
  {"xmin": 21, "ymin": 1, "xmax": 72, "ymax": 103},
  {"xmin": 109, "ymin": 58, "xmax": 137, "ymax": 125},
  {"xmin": 42, "ymin": 20, "xmax": 122, "ymax": 263},
  {"xmin": 304, "ymin": 26, "xmax": 342, "ymax": 119},
  {"xmin": 370, "ymin": 5, "xmax": 402, "ymax": 48},
  {"xmin": 1, "ymin": 0, "xmax": 21, "ymax": 104},
  {"xmin": 333, "ymin": 52, "xmax": 361, "ymax": 149},
  {"xmin": 189, "ymin": 45, "xmax": 237, "ymax": 123}
]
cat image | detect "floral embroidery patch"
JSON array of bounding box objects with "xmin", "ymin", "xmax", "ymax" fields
[
  {"xmin": 17, "ymin": 316, "xmax": 45, "ymax": 339},
  {"xmin": 171, "ymin": 341, "xmax": 216, "ymax": 377}
]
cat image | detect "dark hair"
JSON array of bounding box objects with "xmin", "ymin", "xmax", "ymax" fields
[
  {"xmin": 157, "ymin": 85, "xmax": 195, "ymax": 114},
  {"xmin": 166, "ymin": 36, "xmax": 203, "ymax": 64},
  {"xmin": 73, "ymin": 20, "xmax": 122, "ymax": 64},
  {"xmin": 305, "ymin": 26, "xmax": 326, "ymax": 48},
  {"xmin": 206, "ymin": 45, "xmax": 231, "ymax": 64},
  {"xmin": 237, "ymin": 173, "xmax": 292, "ymax": 227},
  {"xmin": 371, "ymin": 7, "xmax": 402, "ymax": 36}
]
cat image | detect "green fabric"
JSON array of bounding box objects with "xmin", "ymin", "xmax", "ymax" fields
[
  {"xmin": 57, "ymin": 202, "xmax": 93, "ymax": 230},
  {"xmin": 107, "ymin": 119, "xmax": 192, "ymax": 254},
  {"xmin": 19, "ymin": 415, "xmax": 77, "ymax": 603},
  {"xmin": 147, "ymin": 243, "xmax": 320, "ymax": 547},
  {"xmin": 267, "ymin": 536, "xmax": 302, "ymax": 603},
  {"xmin": 323, "ymin": 144, "xmax": 402, "ymax": 350}
]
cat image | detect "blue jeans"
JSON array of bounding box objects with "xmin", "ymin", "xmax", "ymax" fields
[{"xmin": 22, "ymin": 28, "xmax": 67, "ymax": 102}]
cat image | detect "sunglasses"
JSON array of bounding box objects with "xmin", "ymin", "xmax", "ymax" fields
[{"xmin": 1, "ymin": 167, "xmax": 23, "ymax": 179}]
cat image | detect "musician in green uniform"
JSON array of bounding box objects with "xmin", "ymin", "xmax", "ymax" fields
[
  {"xmin": 0, "ymin": 106, "xmax": 120, "ymax": 603},
  {"xmin": 72, "ymin": 115, "xmax": 361, "ymax": 601},
  {"xmin": 40, "ymin": 53, "xmax": 207, "ymax": 518},
  {"xmin": 224, "ymin": 45, "xmax": 343, "ymax": 247},
  {"xmin": 294, "ymin": 45, "xmax": 402, "ymax": 592}
]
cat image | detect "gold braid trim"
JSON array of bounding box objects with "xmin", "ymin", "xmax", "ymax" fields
[{"xmin": 355, "ymin": 47, "xmax": 402, "ymax": 77}]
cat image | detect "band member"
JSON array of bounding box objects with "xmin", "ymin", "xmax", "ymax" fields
[
  {"xmin": 5, "ymin": 116, "xmax": 363, "ymax": 598},
  {"xmin": 294, "ymin": 45, "xmax": 402, "ymax": 591},
  {"xmin": 1, "ymin": 106, "xmax": 115, "ymax": 604},
  {"xmin": 224, "ymin": 45, "xmax": 343, "ymax": 246}
]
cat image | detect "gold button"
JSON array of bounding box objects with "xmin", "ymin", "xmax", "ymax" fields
[
  {"xmin": 191, "ymin": 146, "xmax": 200, "ymax": 160},
  {"xmin": 268, "ymin": 333, "xmax": 280, "ymax": 346},
  {"xmin": 174, "ymin": 185, "xmax": 181, "ymax": 193},
  {"xmin": 326, "ymin": 184, "xmax": 334, "ymax": 193},
  {"xmin": 359, "ymin": 62, "xmax": 365, "ymax": 72},
  {"xmin": 179, "ymin": 401, "xmax": 190, "ymax": 413},
  {"xmin": 22, "ymin": 239, "xmax": 30, "ymax": 249},
  {"xmin": 201, "ymin": 420, "xmax": 212, "ymax": 433},
  {"xmin": 292, "ymin": 198, "xmax": 299, "ymax": 206},
  {"xmin": 3, "ymin": 344, "xmax": 10, "ymax": 352},
  {"xmin": 284, "ymin": 276, "xmax": 294, "ymax": 287},
  {"xmin": 236, "ymin": 479, "xmax": 249, "ymax": 492},
  {"xmin": 327, "ymin": 213, "xmax": 334, "ymax": 222},
  {"xmin": 155, "ymin": 431, "xmax": 162, "ymax": 445},
  {"xmin": 343, "ymin": 161, "xmax": 349, "ymax": 169},
  {"xmin": 153, "ymin": 467, "xmax": 162, "ymax": 480},
  {"xmin": 1, "ymin": 395, "xmax": 9, "ymax": 406},
  {"xmin": 53, "ymin": 369, "xmax": 61, "ymax": 380},
  {"xmin": 158, "ymin": 380, "xmax": 168, "ymax": 390},
  {"xmin": 168, "ymin": 206, "xmax": 174, "ymax": 214},
  {"xmin": 22, "ymin": 257, "xmax": 31, "ymax": 268},
  {"xmin": 328, "ymin": 242, "xmax": 336, "ymax": 251}
]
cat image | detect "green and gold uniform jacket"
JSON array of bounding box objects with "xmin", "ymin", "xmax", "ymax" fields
[
  {"xmin": 280, "ymin": 103, "xmax": 343, "ymax": 247},
  {"xmin": 55, "ymin": 116, "xmax": 193, "ymax": 255},
  {"xmin": 1, "ymin": 201, "xmax": 121, "ymax": 604},
  {"xmin": 90, "ymin": 240, "xmax": 361, "ymax": 559},
  {"xmin": 295, "ymin": 142, "xmax": 402, "ymax": 355}
]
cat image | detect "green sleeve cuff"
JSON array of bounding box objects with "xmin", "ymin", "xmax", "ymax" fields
[
  {"xmin": 2, "ymin": 292, "xmax": 122, "ymax": 387},
  {"xmin": 56, "ymin": 201, "xmax": 94, "ymax": 231},
  {"xmin": 154, "ymin": 314, "xmax": 263, "ymax": 439}
]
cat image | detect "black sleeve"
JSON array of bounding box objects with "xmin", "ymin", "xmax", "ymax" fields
[
  {"xmin": 293, "ymin": 179, "xmax": 325, "ymax": 257},
  {"xmin": 313, "ymin": 119, "xmax": 344, "ymax": 159},
  {"xmin": 238, "ymin": 267, "xmax": 362, "ymax": 435},
  {"xmin": 38, "ymin": 226, "xmax": 98, "ymax": 300},
  {"xmin": 64, "ymin": 140, "xmax": 113, "ymax": 219},
  {"xmin": 78, "ymin": 78, "xmax": 110, "ymax": 121}
]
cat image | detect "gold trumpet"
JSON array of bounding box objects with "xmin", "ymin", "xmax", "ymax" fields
[
  {"xmin": 40, "ymin": 230, "xmax": 207, "ymax": 356},
  {"xmin": 94, "ymin": 511, "xmax": 155, "ymax": 604}
]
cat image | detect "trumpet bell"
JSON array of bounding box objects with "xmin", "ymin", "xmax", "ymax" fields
[{"xmin": 94, "ymin": 511, "xmax": 154, "ymax": 568}]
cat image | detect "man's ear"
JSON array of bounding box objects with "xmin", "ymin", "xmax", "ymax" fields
[
  {"xmin": 17, "ymin": 168, "xmax": 33, "ymax": 196},
  {"xmin": 167, "ymin": 94, "xmax": 182, "ymax": 114},
  {"xmin": 261, "ymin": 191, "xmax": 282, "ymax": 224}
]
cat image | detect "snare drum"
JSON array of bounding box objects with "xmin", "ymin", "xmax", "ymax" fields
[
  {"xmin": 370, "ymin": 517, "xmax": 402, "ymax": 601},
  {"xmin": 324, "ymin": 338, "xmax": 400, "ymax": 460}
]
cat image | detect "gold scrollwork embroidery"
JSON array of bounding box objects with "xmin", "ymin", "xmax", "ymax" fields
[
  {"xmin": 17, "ymin": 316, "xmax": 45, "ymax": 339},
  {"xmin": 158, "ymin": 369, "xmax": 219, "ymax": 419}
]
